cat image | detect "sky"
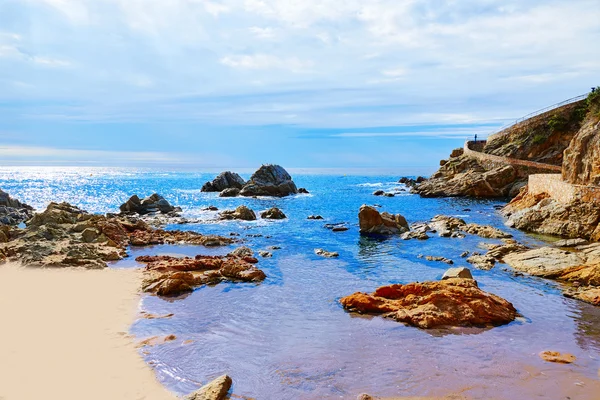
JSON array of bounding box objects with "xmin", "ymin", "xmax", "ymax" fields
[{"xmin": 0, "ymin": 0, "xmax": 598, "ymax": 171}]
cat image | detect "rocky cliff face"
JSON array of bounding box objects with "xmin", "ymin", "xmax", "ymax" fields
[
  {"xmin": 562, "ymin": 99, "xmax": 600, "ymax": 185},
  {"xmin": 501, "ymin": 92, "xmax": 600, "ymax": 241},
  {"xmin": 414, "ymin": 99, "xmax": 588, "ymax": 198}
]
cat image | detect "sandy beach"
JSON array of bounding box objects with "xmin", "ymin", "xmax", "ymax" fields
[{"xmin": 0, "ymin": 262, "xmax": 175, "ymax": 400}]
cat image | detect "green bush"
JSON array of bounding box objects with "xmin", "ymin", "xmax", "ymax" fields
[
  {"xmin": 587, "ymin": 87, "xmax": 600, "ymax": 118},
  {"xmin": 547, "ymin": 113, "xmax": 567, "ymax": 132},
  {"xmin": 532, "ymin": 133, "xmax": 547, "ymax": 145}
]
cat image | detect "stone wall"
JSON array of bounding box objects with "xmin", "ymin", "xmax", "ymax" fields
[
  {"xmin": 463, "ymin": 141, "xmax": 562, "ymax": 173},
  {"xmin": 528, "ymin": 174, "xmax": 600, "ymax": 204}
]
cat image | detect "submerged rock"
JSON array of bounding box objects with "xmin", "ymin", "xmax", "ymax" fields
[
  {"xmin": 184, "ymin": 374, "xmax": 233, "ymax": 400},
  {"xmin": 202, "ymin": 171, "xmax": 246, "ymax": 193},
  {"xmin": 260, "ymin": 207, "xmax": 287, "ymax": 220},
  {"xmin": 315, "ymin": 248, "xmax": 339, "ymax": 258},
  {"xmin": 307, "ymin": 215, "xmax": 323, "ymax": 220},
  {"xmin": 219, "ymin": 188, "xmax": 240, "ymax": 197},
  {"xmin": 239, "ymin": 164, "xmax": 298, "ymax": 197},
  {"xmin": 340, "ymin": 279, "xmax": 517, "ymax": 329},
  {"xmin": 539, "ymin": 351, "xmax": 576, "ymax": 364},
  {"xmin": 358, "ymin": 205, "xmax": 409, "ymax": 235},
  {"xmin": 425, "ymin": 256, "xmax": 454, "ymax": 265}
]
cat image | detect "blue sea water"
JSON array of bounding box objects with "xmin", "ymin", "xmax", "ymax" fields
[{"xmin": 1, "ymin": 167, "xmax": 600, "ymax": 399}]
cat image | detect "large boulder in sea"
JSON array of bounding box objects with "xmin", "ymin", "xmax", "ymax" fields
[
  {"xmin": 358, "ymin": 205, "xmax": 408, "ymax": 235},
  {"xmin": 202, "ymin": 172, "xmax": 246, "ymax": 193},
  {"xmin": 260, "ymin": 207, "xmax": 287, "ymax": 220},
  {"xmin": 0, "ymin": 189, "xmax": 34, "ymax": 225},
  {"xmin": 119, "ymin": 194, "xmax": 176, "ymax": 215},
  {"xmin": 239, "ymin": 165, "xmax": 298, "ymax": 197},
  {"xmin": 219, "ymin": 205, "xmax": 257, "ymax": 221},
  {"xmin": 340, "ymin": 279, "xmax": 517, "ymax": 329}
]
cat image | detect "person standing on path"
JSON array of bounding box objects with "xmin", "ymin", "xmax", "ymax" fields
[{"xmin": 474, "ymin": 134, "xmax": 478, "ymax": 143}]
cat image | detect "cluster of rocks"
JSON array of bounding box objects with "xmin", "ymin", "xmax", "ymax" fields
[
  {"xmin": 0, "ymin": 202, "xmax": 233, "ymax": 269},
  {"xmin": 201, "ymin": 165, "xmax": 299, "ymax": 197},
  {"xmin": 119, "ymin": 193, "xmax": 179, "ymax": 215},
  {"xmin": 340, "ymin": 277, "xmax": 517, "ymax": 329},
  {"xmin": 218, "ymin": 206, "xmax": 286, "ymax": 221},
  {"xmin": 358, "ymin": 205, "xmax": 409, "ymax": 235},
  {"xmin": 138, "ymin": 252, "xmax": 266, "ymax": 297},
  {"xmin": 315, "ymin": 248, "xmax": 339, "ymax": 258},
  {"xmin": 0, "ymin": 189, "xmax": 34, "ymax": 225}
]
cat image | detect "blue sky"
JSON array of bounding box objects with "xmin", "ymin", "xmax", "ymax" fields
[{"xmin": 0, "ymin": 0, "xmax": 598, "ymax": 170}]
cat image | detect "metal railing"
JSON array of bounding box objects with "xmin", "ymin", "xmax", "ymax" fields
[{"xmin": 486, "ymin": 93, "xmax": 588, "ymax": 140}]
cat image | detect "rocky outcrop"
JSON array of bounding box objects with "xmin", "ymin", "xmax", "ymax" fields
[
  {"xmin": 340, "ymin": 279, "xmax": 517, "ymax": 329},
  {"xmin": 503, "ymin": 191, "xmax": 600, "ymax": 241},
  {"xmin": 219, "ymin": 206, "xmax": 256, "ymax": 221},
  {"xmin": 119, "ymin": 194, "xmax": 177, "ymax": 215},
  {"xmin": 407, "ymin": 215, "xmax": 512, "ymax": 240},
  {"xmin": 139, "ymin": 254, "xmax": 266, "ymax": 296},
  {"xmin": 0, "ymin": 189, "xmax": 34, "ymax": 225},
  {"xmin": 201, "ymin": 172, "xmax": 246, "ymax": 193},
  {"xmin": 504, "ymin": 247, "xmax": 586, "ymax": 278},
  {"xmin": 260, "ymin": 207, "xmax": 287, "ymax": 220},
  {"xmin": 239, "ymin": 165, "xmax": 298, "ymax": 197},
  {"xmin": 562, "ymin": 117, "xmax": 600, "ymax": 185},
  {"xmin": 358, "ymin": 205, "xmax": 408, "ymax": 235},
  {"xmin": 184, "ymin": 375, "xmax": 232, "ymax": 400},
  {"xmin": 0, "ymin": 202, "xmax": 233, "ymax": 269}
]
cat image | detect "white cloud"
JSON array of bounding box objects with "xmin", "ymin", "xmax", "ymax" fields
[
  {"xmin": 220, "ymin": 54, "xmax": 314, "ymax": 72},
  {"xmin": 249, "ymin": 26, "xmax": 276, "ymax": 39}
]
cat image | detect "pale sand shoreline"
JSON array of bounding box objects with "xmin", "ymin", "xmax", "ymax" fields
[{"xmin": 0, "ymin": 262, "xmax": 175, "ymax": 400}]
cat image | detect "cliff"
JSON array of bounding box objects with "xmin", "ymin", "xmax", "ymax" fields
[
  {"xmin": 414, "ymin": 98, "xmax": 588, "ymax": 198},
  {"xmin": 502, "ymin": 90, "xmax": 600, "ymax": 241}
]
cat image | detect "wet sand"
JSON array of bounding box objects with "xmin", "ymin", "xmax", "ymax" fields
[{"xmin": 0, "ymin": 262, "xmax": 175, "ymax": 400}]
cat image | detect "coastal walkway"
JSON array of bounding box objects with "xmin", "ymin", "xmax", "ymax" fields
[{"xmin": 463, "ymin": 140, "xmax": 562, "ymax": 172}]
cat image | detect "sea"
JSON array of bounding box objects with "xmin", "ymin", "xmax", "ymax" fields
[{"xmin": 1, "ymin": 167, "xmax": 599, "ymax": 399}]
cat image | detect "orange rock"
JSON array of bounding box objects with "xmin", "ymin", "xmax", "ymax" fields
[
  {"xmin": 340, "ymin": 278, "xmax": 517, "ymax": 329},
  {"xmin": 539, "ymin": 351, "xmax": 576, "ymax": 364}
]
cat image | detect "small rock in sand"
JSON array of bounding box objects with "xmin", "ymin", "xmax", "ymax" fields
[{"xmin": 539, "ymin": 351, "xmax": 576, "ymax": 364}]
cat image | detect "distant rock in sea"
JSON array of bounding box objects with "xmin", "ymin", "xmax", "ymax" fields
[
  {"xmin": 202, "ymin": 171, "xmax": 246, "ymax": 193},
  {"xmin": 240, "ymin": 164, "xmax": 298, "ymax": 197},
  {"xmin": 119, "ymin": 193, "xmax": 178, "ymax": 215}
]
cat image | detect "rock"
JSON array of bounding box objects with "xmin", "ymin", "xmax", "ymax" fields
[
  {"xmin": 502, "ymin": 188, "xmax": 600, "ymax": 242},
  {"xmin": 81, "ymin": 228, "xmax": 99, "ymax": 243},
  {"xmin": 554, "ymin": 238, "xmax": 588, "ymax": 248},
  {"xmin": 307, "ymin": 215, "xmax": 323, "ymax": 220},
  {"xmin": 442, "ymin": 267, "xmax": 474, "ymax": 280},
  {"xmin": 357, "ymin": 395, "xmax": 376, "ymax": 400},
  {"xmin": 373, "ymin": 190, "xmax": 385, "ymax": 196},
  {"xmin": 260, "ymin": 207, "xmax": 287, "ymax": 220},
  {"xmin": 258, "ymin": 251, "xmax": 272, "ymax": 258},
  {"xmin": 466, "ymin": 255, "xmax": 496, "ymax": 270},
  {"xmin": 184, "ymin": 374, "xmax": 232, "ymax": 400},
  {"xmin": 203, "ymin": 206, "xmax": 219, "ymax": 211},
  {"xmin": 0, "ymin": 189, "xmax": 34, "ymax": 225},
  {"xmin": 564, "ymin": 286, "xmax": 600, "ymax": 306},
  {"xmin": 315, "ymin": 248, "xmax": 339, "ymax": 258},
  {"xmin": 332, "ymin": 226, "xmax": 349, "ymax": 232},
  {"xmin": 219, "ymin": 188, "xmax": 240, "ymax": 197},
  {"xmin": 422, "ymin": 215, "xmax": 512, "ymax": 239},
  {"xmin": 383, "ymin": 192, "xmax": 395, "ymax": 197},
  {"xmin": 460, "ymin": 251, "xmax": 470, "ymax": 257},
  {"xmin": 562, "ymin": 113, "xmax": 600, "ymax": 186},
  {"xmin": 201, "ymin": 172, "xmax": 246, "ymax": 192},
  {"xmin": 298, "ymin": 188, "xmax": 309, "ymax": 194},
  {"xmin": 0, "ymin": 202, "xmax": 234, "ymax": 269},
  {"xmin": 503, "ymin": 247, "xmax": 586, "ymax": 278},
  {"xmin": 219, "ymin": 206, "xmax": 257, "ymax": 221},
  {"xmin": 557, "ymin": 263, "xmax": 600, "ymax": 287},
  {"xmin": 239, "ymin": 165, "xmax": 298, "ymax": 197},
  {"xmin": 358, "ymin": 205, "xmax": 409, "ymax": 235},
  {"xmin": 539, "ymin": 351, "xmax": 576, "ymax": 364},
  {"xmin": 401, "ymin": 231, "xmax": 430, "ymax": 240},
  {"xmin": 139, "ymin": 255, "xmax": 266, "ymax": 296},
  {"xmin": 463, "ymin": 223, "xmax": 512, "ymax": 239},
  {"xmin": 425, "ymin": 256, "xmax": 454, "ymax": 265},
  {"xmin": 340, "ymin": 279, "xmax": 517, "ymax": 329},
  {"xmin": 119, "ymin": 193, "xmax": 176, "ymax": 215},
  {"xmin": 229, "ymin": 246, "xmax": 253, "ymax": 258}
]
